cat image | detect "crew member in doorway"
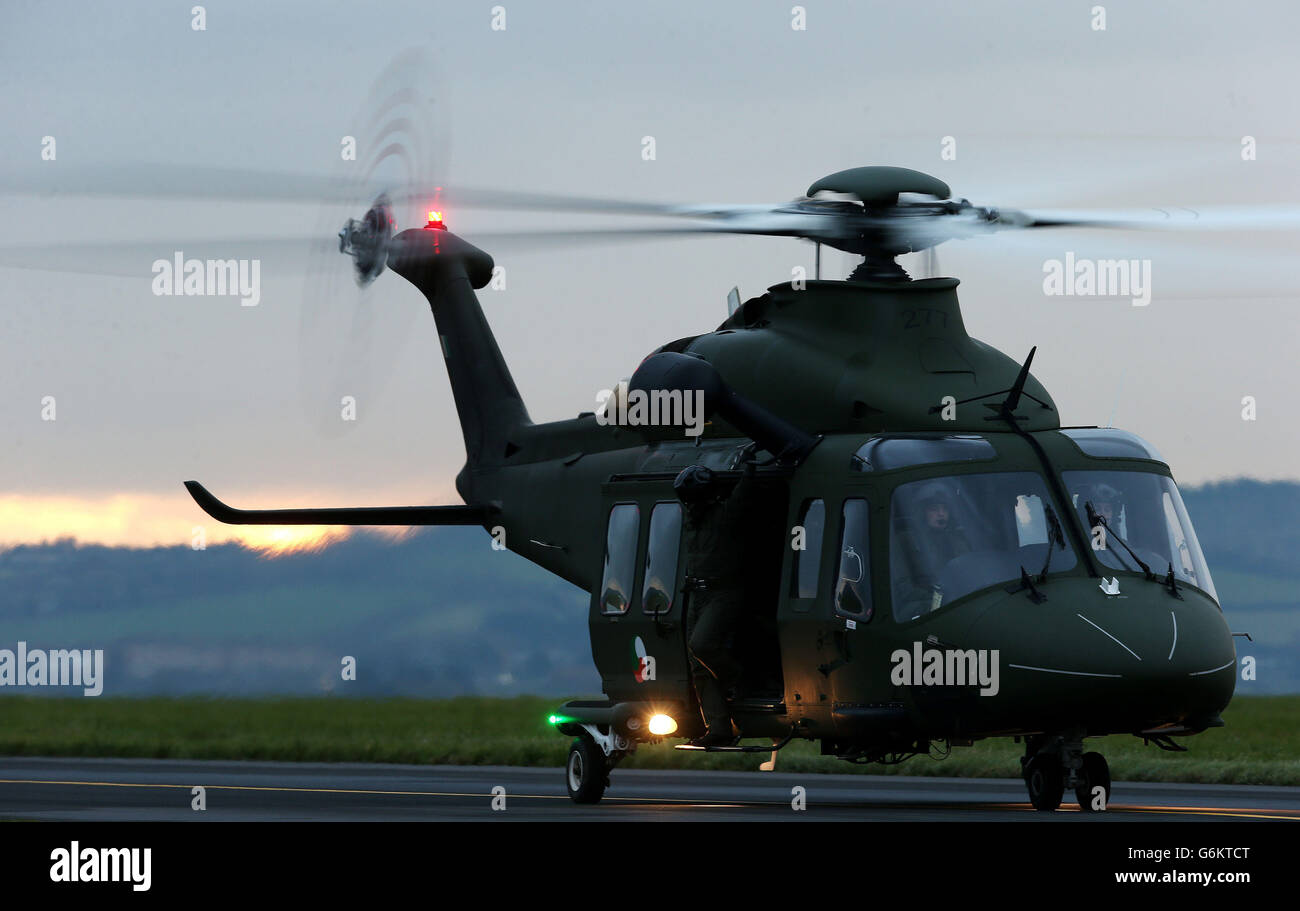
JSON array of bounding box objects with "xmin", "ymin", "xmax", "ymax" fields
[{"xmin": 675, "ymin": 460, "xmax": 757, "ymax": 747}]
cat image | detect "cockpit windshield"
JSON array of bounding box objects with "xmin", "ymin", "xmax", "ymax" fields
[
  {"xmin": 1063, "ymin": 470, "xmax": 1217, "ymax": 601},
  {"xmin": 890, "ymin": 471, "xmax": 1077, "ymax": 621}
]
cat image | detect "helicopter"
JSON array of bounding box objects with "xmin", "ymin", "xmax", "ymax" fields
[{"xmin": 152, "ymin": 162, "xmax": 1259, "ymax": 813}]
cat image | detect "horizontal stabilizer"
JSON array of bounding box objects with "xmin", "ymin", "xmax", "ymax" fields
[{"xmin": 184, "ymin": 481, "xmax": 491, "ymax": 526}]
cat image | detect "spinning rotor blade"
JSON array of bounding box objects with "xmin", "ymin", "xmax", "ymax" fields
[
  {"xmin": 0, "ymin": 161, "xmax": 704, "ymax": 217},
  {"xmin": 0, "ymin": 236, "xmax": 327, "ymax": 277},
  {"xmin": 996, "ymin": 205, "xmax": 1300, "ymax": 233},
  {"xmin": 0, "ymin": 164, "xmax": 375, "ymax": 204},
  {"xmin": 9, "ymin": 194, "xmax": 1300, "ymax": 279},
  {"xmin": 0, "ymin": 220, "xmax": 791, "ymax": 277}
]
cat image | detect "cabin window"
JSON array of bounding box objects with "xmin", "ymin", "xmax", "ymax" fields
[
  {"xmin": 600, "ymin": 503, "xmax": 641, "ymax": 614},
  {"xmin": 792, "ymin": 498, "xmax": 825, "ymax": 598},
  {"xmin": 834, "ymin": 498, "xmax": 872, "ymax": 619},
  {"xmin": 641, "ymin": 502, "xmax": 682, "ymax": 615},
  {"xmin": 1063, "ymin": 470, "xmax": 1216, "ymax": 602},
  {"xmin": 890, "ymin": 472, "xmax": 1077, "ymax": 621}
]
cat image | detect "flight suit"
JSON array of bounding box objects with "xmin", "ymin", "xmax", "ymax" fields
[
  {"xmin": 682, "ymin": 473, "xmax": 757, "ymax": 735},
  {"xmin": 896, "ymin": 522, "xmax": 972, "ymax": 615}
]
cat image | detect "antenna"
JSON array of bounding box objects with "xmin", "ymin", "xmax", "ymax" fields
[
  {"xmin": 726, "ymin": 286, "xmax": 741, "ymax": 316},
  {"xmin": 998, "ymin": 346, "xmax": 1037, "ymax": 424}
]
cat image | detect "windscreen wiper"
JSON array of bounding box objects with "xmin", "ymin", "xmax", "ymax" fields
[
  {"xmin": 1086, "ymin": 502, "xmax": 1156, "ymax": 581},
  {"xmin": 1037, "ymin": 504, "xmax": 1065, "ymax": 582},
  {"xmin": 1163, "ymin": 563, "xmax": 1185, "ymax": 599},
  {"xmin": 1006, "ymin": 565, "xmax": 1047, "ymax": 603}
]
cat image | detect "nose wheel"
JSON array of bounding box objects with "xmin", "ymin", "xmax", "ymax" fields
[
  {"xmin": 1021, "ymin": 733, "xmax": 1110, "ymax": 812},
  {"xmin": 1023, "ymin": 754, "xmax": 1065, "ymax": 811},
  {"xmin": 565, "ymin": 737, "xmax": 609, "ymax": 804},
  {"xmin": 1075, "ymin": 751, "xmax": 1112, "ymax": 812}
]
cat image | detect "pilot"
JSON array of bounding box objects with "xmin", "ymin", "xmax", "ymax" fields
[
  {"xmin": 1077, "ymin": 482, "xmax": 1124, "ymax": 542},
  {"xmin": 675, "ymin": 461, "xmax": 757, "ymax": 748},
  {"xmin": 918, "ymin": 481, "xmax": 971, "ymax": 562},
  {"xmin": 897, "ymin": 481, "xmax": 971, "ymax": 614},
  {"xmin": 1076, "ymin": 480, "xmax": 1170, "ymax": 573}
]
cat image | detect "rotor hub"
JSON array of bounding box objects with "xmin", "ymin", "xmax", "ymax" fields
[{"xmin": 337, "ymin": 194, "xmax": 394, "ymax": 285}]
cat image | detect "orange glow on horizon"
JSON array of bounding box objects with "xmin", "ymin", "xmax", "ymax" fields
[
  {"xmin": 239, "ymin": 525, "xmax": 346, "ymax": 556},
  {"xmin": 0, "ymin": 493, "xmax": 427, "ymax": 555}
]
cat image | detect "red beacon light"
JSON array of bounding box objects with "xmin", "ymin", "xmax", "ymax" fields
[{"xmin": 425, "ymin": 209, "xmax": 446, "ymax": 230}]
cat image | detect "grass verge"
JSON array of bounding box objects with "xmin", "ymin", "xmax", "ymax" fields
[{"xmin": 1, "ymin": 694, "xmax": 1296, "ymax": 785}]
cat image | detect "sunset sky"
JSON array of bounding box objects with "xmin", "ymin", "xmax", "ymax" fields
[{"xmin": 3, "ymin": 1, "xmax": 1298, "ymax": 549}]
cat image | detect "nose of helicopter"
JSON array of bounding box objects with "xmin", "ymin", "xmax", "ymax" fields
[{"xmin": 959, "ymin": 578, "xmax": 1236, "ymax": 732}]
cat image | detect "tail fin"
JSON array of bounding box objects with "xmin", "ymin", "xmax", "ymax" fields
[{"xmin": 387, "ymin": 229, "xmax": 530, "ymax": 470}]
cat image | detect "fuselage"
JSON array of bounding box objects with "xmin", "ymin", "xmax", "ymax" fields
[
  {"xmin": 378, "ymin": 232, "xmax": 1234, "ymax": 749},
  {"xmin": 479, "ymin": 421, "xmax": 1234, "ymax": 745}
]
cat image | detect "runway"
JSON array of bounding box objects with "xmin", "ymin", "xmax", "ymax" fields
[{"xmin": 2, "ymin": 757, "xmax": 1298, "ymax": 821}]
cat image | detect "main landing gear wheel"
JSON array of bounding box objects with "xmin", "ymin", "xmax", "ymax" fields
[
  {"xmin": 1023, "ymin": 755, "xmax": 1065, "ymax": 812},
  {"xmin": 1075, "ymin": 751, "xmax": 1111, "ymax": 812},
  {"xmin": 566, "ymin": 737, "xmax": 609, "ymax": 804}
]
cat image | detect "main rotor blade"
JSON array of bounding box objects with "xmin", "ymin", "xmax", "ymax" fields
[
  {"xmin": 0, "ymin": 162, "xmax": 708, "ymax": 216},
  {"xmin": 997, "ymin": 205, "xmax": 1300, "ymax": 232},
  {"xmin": 0, "ymin": 164, "xmax": 377, "ymax": 204},
  {"xmin": 0, "ymin": 236, "xmax": 327, "ymax": 277},
  {"xmin": 12, "ymin": 199, "xmax": 1296, "ymax": 280},
  {"xmin": 0, "ymin": 226, "xmax": 723, "ymax": 277},
  {"xmin": 0, "ymin": 222, "xmax": 782, "ymax": 277},
  {"xmin": 422, "ymin": 186, "xmax": 702, "ymax": 216}
]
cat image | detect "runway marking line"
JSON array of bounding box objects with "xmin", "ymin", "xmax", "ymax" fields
[
  {"xmin": 985, "ymin": 801, "xmax": 1300, "ymax": 820},
  {"xmin": 3, "ymin": 778, "xmax": 1297, "ymax": 818},
  {"xmin": 0, "ymin": 778, "xmax": 740, "ymax": 806}
]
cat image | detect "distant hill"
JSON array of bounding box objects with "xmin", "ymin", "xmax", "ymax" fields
[
  {"xmin": 0, "ymin": 479, "xmax": 1294, "ymax": 696},
  {"xmin": 1180, "ymin": 479, "xmax": 1300, "ymax": 693},
  {"xmin": 1181, "ymin": 479, "xmax": 1300, "ymax": 578},
  {"xmin": 0, "ymin": 528, "xmax": 596, "ymax": 698}
]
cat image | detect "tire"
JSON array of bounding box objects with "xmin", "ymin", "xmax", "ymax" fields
[
  {"xmin": 565, "ymin": 737, "xmax": 609, "ymax": 804},
  {"xmin": 1075, "ymin": 752, "xmax": 1111, "ymax": 812},
  {"xmin": 1024, "ymin": 755, "xmax": 1064, "ymax": 812}
]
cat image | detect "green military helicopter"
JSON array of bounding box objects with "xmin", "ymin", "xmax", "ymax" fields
[{"xmin": 180, "ymin": 165, "xmax": 1248, "ymax": 812}]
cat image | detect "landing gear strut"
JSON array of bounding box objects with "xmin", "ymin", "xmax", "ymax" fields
[
  {"xmin": 1020, "ymin": 732, "xmax": 1110, "ymax": 812},
  {"xmin": 564, "ymin": 725, "xmax": 631, "ymax": 804},
  {"xmin": 1075, "ymin": 751, "xmax": 1112, "ymax": 812},
  {"xmin": 566, "ymin": 737, "xmax": 609, "ymax": 804}
]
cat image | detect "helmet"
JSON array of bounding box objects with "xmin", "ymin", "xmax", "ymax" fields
[
  {"xmin": 1082, "ymin": 482, "xmax": 1123, "ymax": 508},
  {"xmin": 674, "ymin": 465, "xmax": 718, "ymax": 503},
  {"xmin": 915, "ymin": 480, "xmax": 954, "ymax": 510}
]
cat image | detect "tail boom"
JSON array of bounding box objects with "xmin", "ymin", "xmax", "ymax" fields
[{"xmin": 184, "ymin": 480, "xmax": 491, "ymax": 526}]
